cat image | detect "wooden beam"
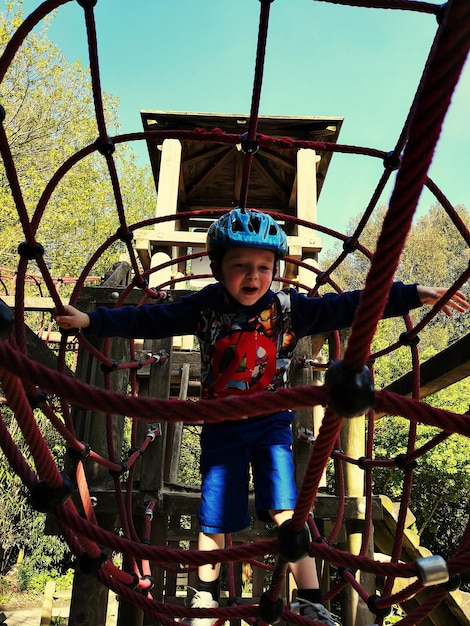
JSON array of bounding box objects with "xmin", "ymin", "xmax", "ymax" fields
[
  {"xmin": 252, "ymin": 156, "xmax": 289, "ymax": 203},
  {"xmin": 260, "ymin": 147, "xmax": 296, "ymax": 171},
  {"xmin": 185, "ymin": 148, "xmax": 233, "ymax": 198},
  {"xmin": 234, "ymin": 151, "xmax": 243, "ymax": 205},
  {"xmin": 183, "ymin": 144, "xmax": 229, "ymax": 167},
  {"xmin": 378, "ymin": 332, "xmax": 470, "ymax": 417}
]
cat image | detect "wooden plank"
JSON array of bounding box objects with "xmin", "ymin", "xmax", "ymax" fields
[
  {"xmin": 138, "ymin": 336, "xmax": 173, "ymax": 492},
  {"xmin": 166, "ymin": 526, "xmax": 277, "ymax": 543},
  {"xmin": 1, "ymin": 295, "xmax": 56, "ymax": 311},
  {"xmin": 71, "ymin": 489, "xmax": 383, "ymax": 524},
  {"xmin": 24, "ymin": 324, "xmax": 75, "ymax": 376}
]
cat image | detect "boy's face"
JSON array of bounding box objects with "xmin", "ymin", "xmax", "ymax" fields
[{"xmin": 219, "ymin": 246, "xmax": 276, "ymax": 306}]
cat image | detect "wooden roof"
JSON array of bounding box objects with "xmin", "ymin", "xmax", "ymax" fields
[{"xmin": 140, "ymin": 110, "xmax": 342, "ymax": 232}]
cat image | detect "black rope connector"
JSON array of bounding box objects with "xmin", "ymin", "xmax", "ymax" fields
[
  {"xmin": 94, "ymin": 136, "xmax": 115, "ymax": 156},
  {"xmin": 342, "ymin": 237, "xmax": 359, "ymax": 253},
  {"xmin": 0, "ymin": 300, "xmax": 14, "ymax": 340},
  {"xmin": 240, "ymin": 132, "xmax": 259, "ymax": 155},
  {"xmin": 28, "ymin": 388, "xmax": 47, "ymax": 409},
  {"xmin": 315, "ymin": 535, "xmax": 330, "ymax": 545},
  {"xmin": 259, "ymin": 591, "xmax": 284, "ymax": 625},
  {"xmin": 30, "ymin": 473, "xmax": 73, "ymax": 513},
  {"xmin": 383, "ymin": 151, "xmax": 401, "ymax": 171},
  {"xmin": 18, "ymin": 241, "xmax": 45, "ymax": 260},
  {"xmin": 67, "ymin": 442, "xmax": 92, "ymax": 461},
  {"xmin": 100, "ymin": 359, "xmax": 118, "ymax": 373},
  {"xmin": 436, "ymin": 2, "xmax": 447, "ymax": 25},
  {"xmin": 128, "ymin": 446, "xmax": 143, "ymax": 457},
  {"xmin": 59, "ymin": 326, "xmax": 80, "ymax": 337},
  {"xmin": 337, "ymin": 566, "xmax": 353, "ymax": 581},
  {"xmin": 127, "ymin": 572, "xmax": 140, "ymax": 590},
  {"xmin": 399, "ymin": 331, "xmax": 420, "ymax": 347},
  {"xmin": 140, "ymin": 574, "xmax": 154, "ymax": 590},
  {"xmin": 132, "ymin": 275, "xmax": 149, "ymax": 289},
  {"xmin": 140, "ymin": 538, "xmax": 152, "ymax": 545},
  {"xmin": 77, "ymin": 546, "xmax": 108, "ymax": 574},
  {"xmin": 0, "ymin": 104, "xmax": 5, "ymax": 123},
  {"xmin": 315, "ymin": 271, "xmax": 328, "ymax": 286},
  {"xmin": 130, "ymin": 359, "xmax": 143, "ymax": 370},
  {"xmin": 325, "ymin": 360, "xmax": 375, "ymax": 418},
  {"xmin": 357, "ymin": 456, "xmax": 372, "ymax": 470},
  {"xmin": 116, "ymin": 226, "xmax": 134, "ymax": 243},
  {"xmin": 395, "ymin": 453, "xmax": 417, "ymax": 471},
  {"xmin": 366, "ymin": 593, "xmax": 391, "ymax": 618},
  {"xmin": 77, "ymin": 0, "xmax": 98, "ymax": 7},
  {"xmin": 110, "ymin": 461, "xmax": 128, "ymax": 476},
  {"xmin": 278, "ymin": 520, "xmax": 310, "ymax": 563},
  {"xmin": 441, "ymin": 574, "xmax": 461, "ymax": 591}
]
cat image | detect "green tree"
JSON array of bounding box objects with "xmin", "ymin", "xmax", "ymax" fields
[
  {"xmin": 321, "ymin": 203, "xmax": 470, "ymax": 384},
  {"xmin": 321, "ymin": 203, "xmax": 470, "ymax": 568},
  {"xmin": 0, "ymin": 2, "xmax": 156, "ymax": 584},
  {"xmin": 0, "ymin": 2, "xmax": 156, "ymax": 279}
]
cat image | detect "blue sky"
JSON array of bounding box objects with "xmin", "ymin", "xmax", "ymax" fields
[{"xmin": 19, "ymin": 0, "xmax": 469, "ymax": 251}]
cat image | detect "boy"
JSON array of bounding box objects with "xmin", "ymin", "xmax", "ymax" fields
[{"xmin": 55, "ymin": 208, "xmax": 468, "ymax": 626}]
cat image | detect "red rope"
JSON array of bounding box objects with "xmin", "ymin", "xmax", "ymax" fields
[
  {"xmin": 343, "ymin": 0, "xmax": 470, "ymax": 373},
  {"xmin": 1, "ymin": 1, "xmax": 469, "ymax": 623},
  {"xmin": 239, "ymin": 0, "xmax": 273, "ymax": 208}
]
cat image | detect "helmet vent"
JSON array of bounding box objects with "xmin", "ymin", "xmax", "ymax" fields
[{"xmin": 250, "ymin": 216, "xmax": 260, "ymax": 233}]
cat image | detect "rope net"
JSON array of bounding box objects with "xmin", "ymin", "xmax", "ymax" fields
[{"xmin": 0, "ymin": 0, "xmax": 469, "ymax": 624}]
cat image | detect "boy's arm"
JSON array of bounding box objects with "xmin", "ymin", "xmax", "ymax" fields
[
  {"xmin": 54, "ymin": 297, "xmax": 202, "ymax": 339},
  {"xmin": 291, "ymin": 282, "xmax": 469, "ymax": 337}
]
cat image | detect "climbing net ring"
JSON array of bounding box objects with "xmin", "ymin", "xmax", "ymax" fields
[{"xmin": 0, "ymin": 1, "xmax": 469, "ymax": 625}]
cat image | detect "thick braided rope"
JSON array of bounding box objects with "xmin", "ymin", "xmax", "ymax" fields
[
  {"xmin": 343, "ymin": 0, "xmax": 470, "ymax": 373},
  {"xmin": 3, "ymin": 338, "xmax": 470, "ymax": 437},
  {"xmin": 315, "ymin": 0, "xmax": 442, "ymax": 14},
  {"xmin": 239, "ymin": 0, "xmax": 272, "ymax": 208}
]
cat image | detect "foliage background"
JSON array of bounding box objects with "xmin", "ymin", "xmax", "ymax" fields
[{"xmin": 0, "ymin": 2, "xmax": 155, "ymax": 597}]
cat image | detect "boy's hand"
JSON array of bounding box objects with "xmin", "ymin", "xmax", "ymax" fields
[
  {"xmin": 417, "ymin": 286, "xmax": 470, "ymax": 317},
  {"xmin": 54, "ymin": 304, "xmax": 90, "ymax": 330}
]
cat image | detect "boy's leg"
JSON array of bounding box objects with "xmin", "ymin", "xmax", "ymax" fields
[
  {"xmin": 270, "ymin": 510, "xmax": 341, "ymax": 626},
  {"xmin": 270, "ymin": 510, "xmax": 320, "ymax": 588},
  {"xmin": 198, "ymin": 531, "xmax": 224, "ymax": 588},
  {"xmin": 184, "ymin": 532, "xmax": 224, "ymax": 626}
]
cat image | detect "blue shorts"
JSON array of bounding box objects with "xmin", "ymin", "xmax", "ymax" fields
[{"xmin": 197, "ymin": 411, "xmax": 298, "ymax": 534}]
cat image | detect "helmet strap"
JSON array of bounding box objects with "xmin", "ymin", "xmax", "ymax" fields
[{"xmin": 210, "ymin": 260, "xmax": 223, "ymax": 283}]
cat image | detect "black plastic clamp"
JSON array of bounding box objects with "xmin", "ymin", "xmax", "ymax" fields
[
  {"xmin": 325, "ymin": 360, "xmax": 375, "ymax": 418},
  {"xmin": 30, "ymin": 473, "xmax": 73, "ymax": 512}
]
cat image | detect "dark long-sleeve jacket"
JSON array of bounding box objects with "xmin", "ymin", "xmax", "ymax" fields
[{"xmin": 86, "ymin": 282, "xmax": 421, "ymax": 399}]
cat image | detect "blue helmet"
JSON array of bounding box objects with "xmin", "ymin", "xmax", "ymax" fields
[{"xmin": 206, "ymin": 208, "xmax": 287, "ymax": 258}]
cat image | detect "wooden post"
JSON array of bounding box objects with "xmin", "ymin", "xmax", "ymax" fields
[
  {"xmin": 118, "ymin": 335, "xmax": 173, "ymax": 626},
  {"xmin": 40, "ymin": 579, "xmax": 55, "ymax": 626},
  {"xmin": 67, "ymin": 292, "xmax": 130, "ymax": 626},
  {"xmin": 164, "ymin": 361, "xmax": 189, "ymax": 483},
  {"xmin": 154, "ymin": 138, "xmax": 182, "ymax": 241},
  {"xmin": 296, "ymin": 148, "xmax": 321, "ymax": 252},
  {"xmin": 337, "ymin": 332, "xmax": 376, "ymax": 626}
]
